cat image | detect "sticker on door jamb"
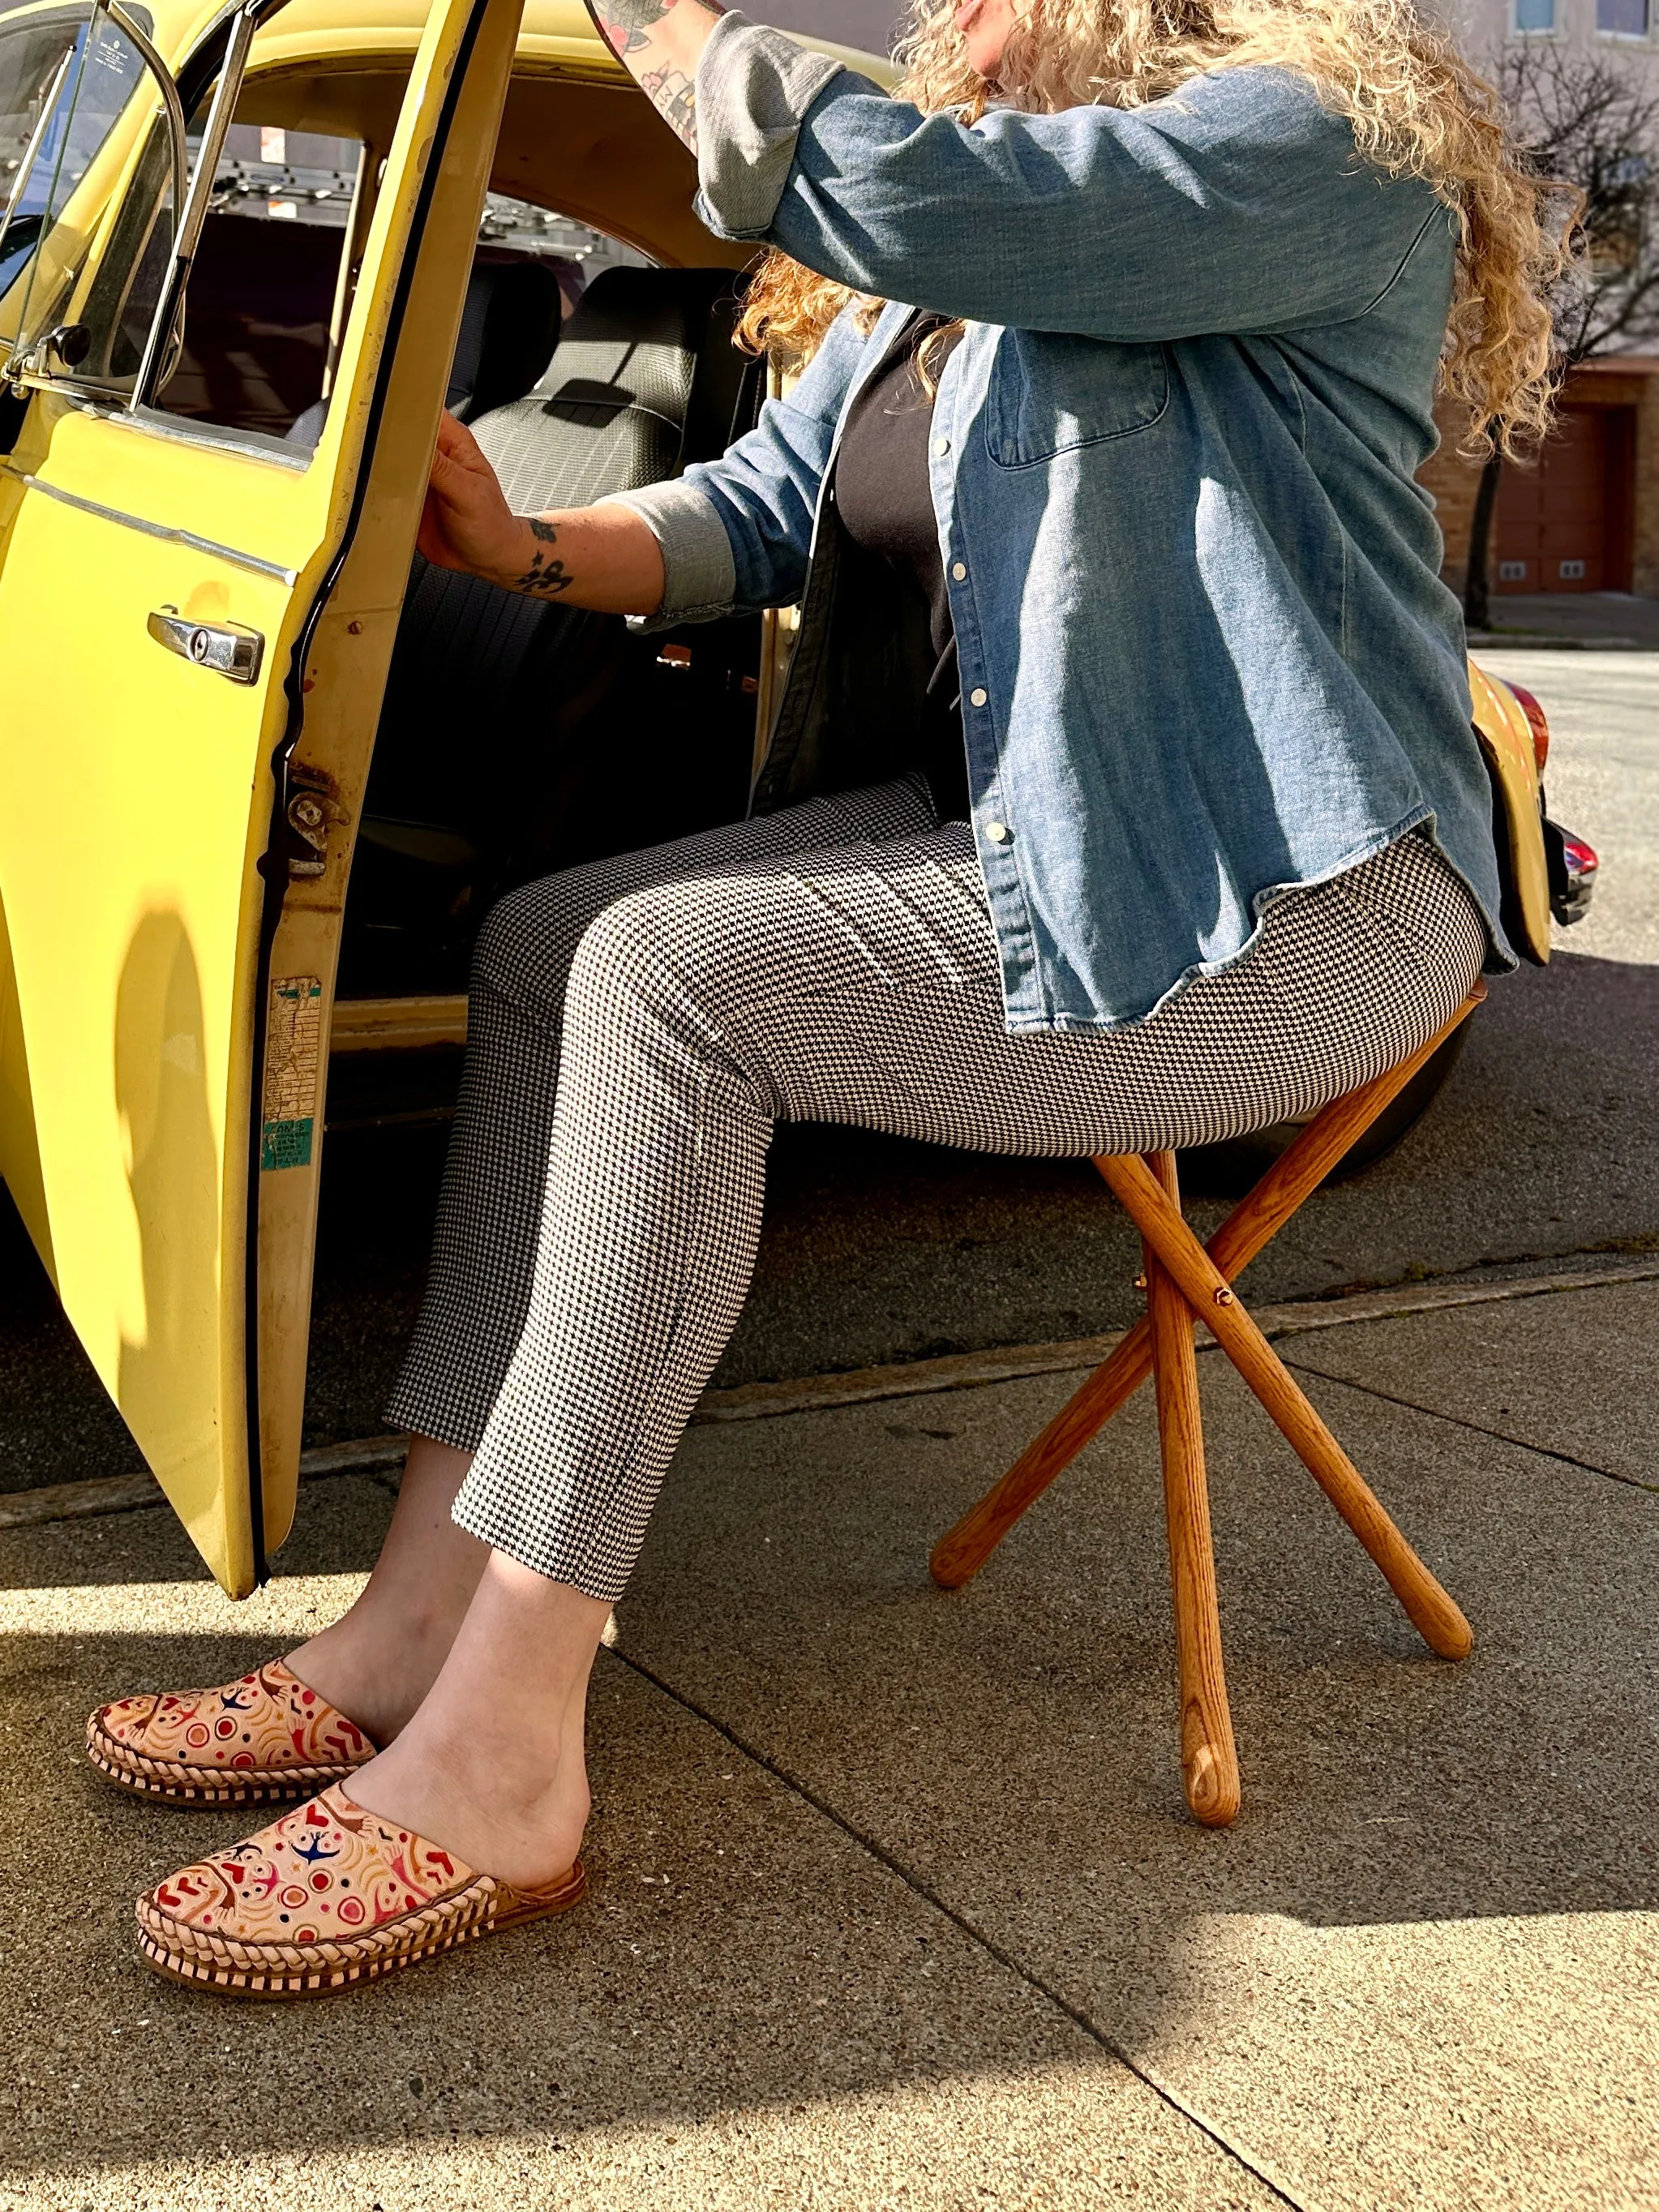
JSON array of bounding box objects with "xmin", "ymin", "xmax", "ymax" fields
[{"xmin": 262, "ymin": 975, "xmax": 322, "ymax": 1171}]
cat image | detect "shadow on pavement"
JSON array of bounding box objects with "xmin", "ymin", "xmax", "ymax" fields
[{"xmin": 2, "ymin": 1280, "xmax": 1654, "ymax": 2201}]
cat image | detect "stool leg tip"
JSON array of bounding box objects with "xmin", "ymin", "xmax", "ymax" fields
[
  {"xmin": 1184, "ymin": 1744, "xmax": 1241, "ymax": 1828},
  {"xmin": 928, "ymin": 1534, "xmax": 979, "ymax": 1590}
]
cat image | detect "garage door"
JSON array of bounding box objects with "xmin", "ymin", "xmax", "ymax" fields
[{"xmin": 1492, "ymin": 405, "xmax": 1629, "ymax": 594}]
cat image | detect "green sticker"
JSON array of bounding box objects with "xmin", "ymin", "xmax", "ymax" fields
[{"xmin": 261, "ymin": 1117, "xmax": 315, "ymax": 1172}]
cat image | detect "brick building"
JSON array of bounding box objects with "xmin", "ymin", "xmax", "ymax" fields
[{"xmin": 1424, "ymin": 0, "xmax": 1659, "ymax": 598}]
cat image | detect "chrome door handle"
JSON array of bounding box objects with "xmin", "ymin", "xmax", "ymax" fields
[{"xmin": 148, "ymin": 606, "xmax": 264, "ymax": 684}]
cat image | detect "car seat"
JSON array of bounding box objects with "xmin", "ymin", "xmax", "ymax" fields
[
  {"xmin": 342, "ymin": 264, "xmax": 764, "ymax": 998},
  {"xmin": 284, "ymin": 255, "xmax": 564, "ymax": 447},
  {"xmin": 445, "ymin": 255, "xmax": 565, "ymax": 424}
]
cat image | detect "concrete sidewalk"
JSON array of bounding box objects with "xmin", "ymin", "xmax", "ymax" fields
[{"xmin": 2, "ymin": 1267, "xmax": 1654, "ymax": 2210}]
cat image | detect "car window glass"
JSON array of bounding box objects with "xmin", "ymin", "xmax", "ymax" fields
[
  {"xmin": 71, "ymin": 96, "xmax": 170, "ymax": 384},
  {"xmin": 1, "ymin": 0, "xmax": 161, "ymax": 363},
  {"xmin": 0, "ymin": 3, "xmax": 92, "ymax": 320},
  {"xmin": 148, "ymin": 116, "xmax": 366, "ymax": 442}
]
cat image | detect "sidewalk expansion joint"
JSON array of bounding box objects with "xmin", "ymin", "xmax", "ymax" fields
[
  {"xmin": 608, "ymin": 1640, "xmax": 1315, "ymax": 2212},
  {"xmin": 1283, "ymin": 1361, "xmax": 1658, "ymax": 1493}
]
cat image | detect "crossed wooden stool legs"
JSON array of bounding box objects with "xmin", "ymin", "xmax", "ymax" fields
[{"xmin": 929, "ymin": 986, "xmax": 1485, "ymax": 1827}]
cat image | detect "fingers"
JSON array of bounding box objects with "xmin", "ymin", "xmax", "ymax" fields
[
  {"xmin": 427, "ymin": 438, "xmax": 473, "ymax": 496},
  {"xmin": 433, "ymin": 407, "xmax": 494, "ymax": 476}
]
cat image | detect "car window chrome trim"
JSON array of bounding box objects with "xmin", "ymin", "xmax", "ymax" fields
[
  {"xmin": 8, "ymin": 469, "xmax": 298, "ymax": 580},
  {"xmin": 133, "ymin": 0, "xmax": 258, "ymax": 405},
  {"xmin": 88, "ymin": 394, "xmax": 313, "ymax": 468}
]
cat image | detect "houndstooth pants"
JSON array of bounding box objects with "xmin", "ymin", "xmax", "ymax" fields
[{"xmin": 385, "ymin": 774, "xmax": 1485, "ymax": 1600}]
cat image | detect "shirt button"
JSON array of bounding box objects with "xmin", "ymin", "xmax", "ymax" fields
[
  {"xmin": 969, "ymin": 687, "xmax": 988, "ymax": 708},
  {"xmin": 984, "ymin": 821, "xmax": 1011, "ymax": 844},
  {"xmin": 951, "ymin": 561, "xmax": 967, "ymax": 581},
  {"xmin": 933, "ymin": 436, "xmax": 951, "ymax": 457}
]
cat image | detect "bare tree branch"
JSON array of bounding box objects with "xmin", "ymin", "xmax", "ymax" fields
[{"xmin": 1497, "ymin": 43, "xmax": 1659, "ymax": 368}]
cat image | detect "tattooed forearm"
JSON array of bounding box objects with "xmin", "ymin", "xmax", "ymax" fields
[
  {"xmin": 641, "ymin": 63, "xmax": 697, "ymax": 148},
  {"xmin": 510, "ymin": 517, "xmax": 575, "ymax": 596},
  {"xmin": 595, "ymin": 0, "xmax": 672, "ymax": 30},
  {"xmin": 583, "ymin": 0, "xmax": 725, "ymax": 144},
  {"xmin": 591, "ymin": 0, "xmax": 672, "ymax": 54}
]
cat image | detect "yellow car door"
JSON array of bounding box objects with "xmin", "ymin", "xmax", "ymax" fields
[{"xmin": 0, "ymin": 0, "xmax": 522, "ymax": 1595}]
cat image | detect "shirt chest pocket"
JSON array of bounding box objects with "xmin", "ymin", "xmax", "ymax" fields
[{"xmin": 984, "ymin": 333, "xmax": 1170, "ymax": 468}]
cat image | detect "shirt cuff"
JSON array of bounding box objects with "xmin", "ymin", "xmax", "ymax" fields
[
  {"xmin": 596, "ymin": 481, "xmax": 738, "ymax": 627},
  {"xmin": 693, "ymin": 11, "xmax": 846, "ymax": 242}
]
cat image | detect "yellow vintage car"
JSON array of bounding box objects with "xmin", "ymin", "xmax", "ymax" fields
[{"xmin": 0, "ymin": 0, "xmax": 1594, "ymax": 1598}]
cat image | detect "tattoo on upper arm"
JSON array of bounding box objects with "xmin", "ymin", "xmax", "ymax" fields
[{"xmin": 592, "ymin": 0, "xmax": 673, "ymax": 55}]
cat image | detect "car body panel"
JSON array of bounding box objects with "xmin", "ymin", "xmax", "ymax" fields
[
  {"xmin": 0, "ymin": 0, "xmax": 524, "ymax": 1592},
  {"xmin": 1468, "ymin": 658, "xmax": 1552, "ymax": 963}
]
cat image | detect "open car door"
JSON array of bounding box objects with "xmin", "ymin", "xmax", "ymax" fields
[{"xmin": 0, "ymin": 0, "xmax": 524, "ymax": 1594}]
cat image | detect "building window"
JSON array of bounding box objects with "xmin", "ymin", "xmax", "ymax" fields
[
  {"xmin": 1515, "ymin": 0, "xmax": 1556, "ymax": 29},
  {"xmin": 1597, "ymin": 0, "xmax": 1650, "ymax": 33}
]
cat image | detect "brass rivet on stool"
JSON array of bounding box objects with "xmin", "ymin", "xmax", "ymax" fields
[
  {"xmin": 1213, "ymin": 1286, "xmax": 1235, "ymax": 1306},
  {"xmin": 1133, "ymin": 1273, "xmax": 1147, "ymax": 1289}
]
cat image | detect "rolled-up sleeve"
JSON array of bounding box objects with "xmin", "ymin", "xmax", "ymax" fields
[
  {"xmin": 696, "ymin": 34, "xmax": 1442, "ymax": 343},
  {"xmin": 598, "ymin": 481, "xmax": 738, "ymax": 626},
  {"xmin": 600, "ymin": 301, "xmax": 872, "ymax": 629},
  {"xmin": 693, "ymin": 12, "xmax": 845, "ymax": 241}
]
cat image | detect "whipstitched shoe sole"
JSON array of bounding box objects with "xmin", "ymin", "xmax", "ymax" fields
[
  {"xmin": 88, "ymin": 1714, "xmax": 371, "ymax": 1808},
  {"xmin": 135, "ymin": 1863, "xmax": 588, "ymax": 2000}
]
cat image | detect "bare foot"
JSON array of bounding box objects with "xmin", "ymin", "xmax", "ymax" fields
[
  {"xmin": 285, "ymin": 1609, "xmax": 455, "ymax": 1748},
  {"xmin": 285, "ymin": 1436, "xmax": 489, "ymax": 1745},
  {"xmin": 348, "ymin": 1704, "xmax": 591, "ymax": 1892},
  {"xmin": 345, "ymin": 1549, "xmax": 611, "ymax": 1890}
]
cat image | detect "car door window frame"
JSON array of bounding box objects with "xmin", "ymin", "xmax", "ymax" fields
[
  {"xmin": 0, "ymin": 0, "xmax": 186, "ymax": 376},
  {"xmin": 1, "ymin": 0, "xmax": 281, "ymax": 419}
]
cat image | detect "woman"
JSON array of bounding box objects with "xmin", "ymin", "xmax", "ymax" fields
[{"xmin": 96, "ymin": 0, "xmax": 1559, "ymax": 1996}]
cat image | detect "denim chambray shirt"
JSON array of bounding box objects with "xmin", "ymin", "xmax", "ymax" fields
[{"xmin": 611, "ymin": 15, "xmax": 1509, "ymax": 1032}]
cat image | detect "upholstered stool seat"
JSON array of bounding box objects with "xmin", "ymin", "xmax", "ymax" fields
[{"xmin": 929, "ymin": 984, "xmax": 1486, "ymax": 1827}]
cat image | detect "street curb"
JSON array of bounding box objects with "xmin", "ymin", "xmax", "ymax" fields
[
  {"xmin": 3, "ymin": 1257, "xmax": 1655, "ymax": 1534},
  {"xmin": 1467, "ymin": 632, "xmax": 1657, "ymax": 652}
]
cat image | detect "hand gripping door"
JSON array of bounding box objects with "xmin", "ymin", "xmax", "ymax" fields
[{"xmin": 0, "ymin": 0, "xmax": 525, "ymax": 1594}]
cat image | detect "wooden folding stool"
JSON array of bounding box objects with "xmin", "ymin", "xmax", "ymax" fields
[{"xmin": 929, "ymin": 984, "xmax": 1486, "ymax": 1828}]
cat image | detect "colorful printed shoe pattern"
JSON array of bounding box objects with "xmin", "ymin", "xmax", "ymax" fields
[
  {"xmin": 136, "ymin": 1784, "xmax": 586, "ymax": 1998},
  {"xmin": 87, "ymin": 1659, "xmax": 375, "ymax": 1807}
]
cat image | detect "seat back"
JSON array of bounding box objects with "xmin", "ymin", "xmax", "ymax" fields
[
  {"xmin": 445, "ymin": 256, "xmax": 564, "ymax": 423},
  {"xmin": 285, "ymin": 256, "xmax": 564, "ymax": 449},
  {"xmin": 469, "ymin": 263, "xmax": 757, "ymax": 511}
]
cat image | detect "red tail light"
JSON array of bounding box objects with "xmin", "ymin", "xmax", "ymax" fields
[{"xmin": 1503, "ymin": 679, "xmax": 1550, "ymax": 771}]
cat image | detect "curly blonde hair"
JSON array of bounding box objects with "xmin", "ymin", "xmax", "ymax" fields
[{"xmin": 735, "ymin": 0, "xmax": 1571, "ymax": 457}]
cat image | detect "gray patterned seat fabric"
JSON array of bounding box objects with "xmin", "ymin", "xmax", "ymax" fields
[
  {"xmin": 472, "ymin": 264, "xmax": 736, "ymax": 512},
  {"xmin": 446, "ymin": 256, "xmax": 564, "ymax": 424}
]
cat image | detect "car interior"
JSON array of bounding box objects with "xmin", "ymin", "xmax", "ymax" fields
[{"xmin": 139, "ymin": 55, "xmax": 777, "ymax": 1121}]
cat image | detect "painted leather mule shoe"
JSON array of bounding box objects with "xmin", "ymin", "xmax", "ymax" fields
[
  {"xmin": 87, "ymin": 1659, "xmax": 375, "ymax": 1807},
  {"xmin": 136, "ymin": 1783, "xmax": 587, "ymax": 1999}
]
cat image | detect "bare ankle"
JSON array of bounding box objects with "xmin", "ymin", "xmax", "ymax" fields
[{"xmin": 288, "ymin": 1605, "xmax": 458, "ymax": 1744}]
